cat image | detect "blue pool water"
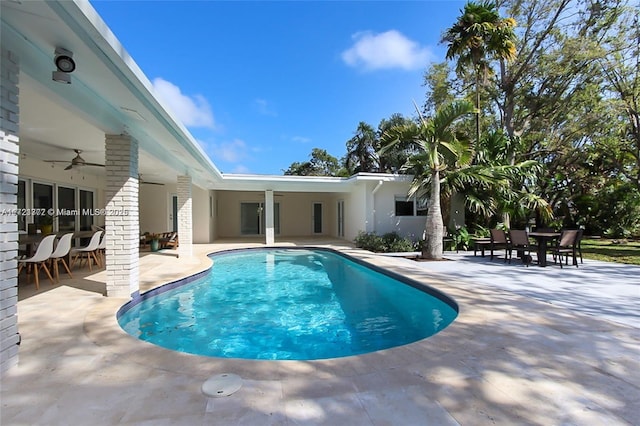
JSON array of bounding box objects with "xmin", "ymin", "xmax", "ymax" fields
[{"xmin": 118, "ymin": 248, "xmax": 458, "ymax": 360}]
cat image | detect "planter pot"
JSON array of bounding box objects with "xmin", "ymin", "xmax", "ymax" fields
[
  {"xmin": 40, "ymin": 224, "xmax": 53, "ymax": 235},
  {"xmin": 150, "ymin": 239, "xmax": 160, "ymax": 252}
]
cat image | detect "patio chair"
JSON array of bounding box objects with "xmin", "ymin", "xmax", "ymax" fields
[
  {"xmin": 96, "ymin": 232, "xmax": 106, "ymax": 266},
  {"xmin": 490, "ymin": 229, "xmax": 509, "ymax": 261},
  {"xmin": 18, "ymin": 234, "xmax": 56, "ymax": 290},
  {"xmin": 160, "ymin": 231, "xmax": 178, "ymax": 249},
  {"xmin": 49, "ymin": 232, "xmax": 74, "ymax": 282},
  {"xmin": 507, "ymin": 230, "xmax": 538, "ymax": 266},
  {"xmin": 550, "ymin": 229, "xmax": 580, "ymax": 268},
  {"xmin": 70, "ymin": 230, "xmax": 103, "ymax": 271}
]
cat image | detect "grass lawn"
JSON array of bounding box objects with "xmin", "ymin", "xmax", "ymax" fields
[{"xmin": 581, "ymin": 238, "xmax": 640, "ymax": 265}]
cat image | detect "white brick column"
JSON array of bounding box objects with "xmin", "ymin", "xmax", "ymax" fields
[
  {"xmin": 177, "ymin": 175, "xmax": 193, "ymax": 257},
  {"xmin": 265, "ymin": 190, "xmax": 275, "ymax": 245},
  {"xmin": 0, "ymin": 47, "xmax": 20, "ymax": 375},
  {"xmin": 105, "ymin": 135, "xmax": 139, "ymax": 297}
]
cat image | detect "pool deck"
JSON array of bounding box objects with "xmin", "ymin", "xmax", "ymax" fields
[{"xmin": 2, "ymin": 240, "xmax": 639, "ymax": 425}]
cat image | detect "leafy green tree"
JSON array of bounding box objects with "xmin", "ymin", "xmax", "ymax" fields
[
  {"xmin": 598, "ymin": 6, "xmax": 640, "ymax": 192},
  {"xmin": 442, "ymin": 0, "xmax": 517, "ymax": 144},
  {"xmin": 345, "ymin": 122, "xmax": 379, "ymax": 174},
  {"xmin": 380, "ymin": 100, "xmax": 476, "ymax": 259},
  {"xmin": 282, "ymin": 148, "xmax": 343, "ymax": 176},
  {"xmin": 422, "ymin": 62, "xmax": 456, "ymax": 116},
  {"xmin": 376, "ymin": 113, "xmax": 416, "ymax": 173}
]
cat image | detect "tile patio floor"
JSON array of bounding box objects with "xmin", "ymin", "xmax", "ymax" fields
[{"xmin": 1, "ymin": 240, "xmax": 639, "ymax": 425}]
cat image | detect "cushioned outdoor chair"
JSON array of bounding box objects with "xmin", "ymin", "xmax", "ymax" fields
[
  {"xmin": 489, "ymin": 229, "xmax": 509, "ymax": 261},
  {"xmin": 507, "ymin": 230, "xmax": 538, "ymax": 266},
  {"xmin": 551, "ymin": 229, "xmax": 580, "ymax": 268},
  {"xmin": 160, "ymin": 231, "xmax": 178, "ymax": 249}
]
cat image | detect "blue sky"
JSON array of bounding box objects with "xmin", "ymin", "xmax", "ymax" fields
[{"xmin": 91, "ymin": 1, "xmax": 465, "ymax": 175}]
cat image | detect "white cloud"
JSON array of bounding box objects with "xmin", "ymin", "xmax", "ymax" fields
[
  {"xmin": 231, "ymin": 165, "xmax": 251, "ymax": 173},
  {"xmin": 152, "ymin": 77, "xmax": 215, "ymax": 128},
  {"xmin": 253, "ymin": 98, "xmax": 277, "ymax": 116},
  {"xmin": 210, "ymin": 139, "xmax": 248, "ymax": 163},
  {"xmin": 292, "ymin": 136, "xmax": 311, "ymax": 144},
  {"xmin": 342, "ymin": 30, "xmax": 431, "ymax": 71}
]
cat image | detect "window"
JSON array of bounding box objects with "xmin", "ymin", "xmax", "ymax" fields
[
  {"xmin": 395, "ymin": 196, "xmax": 414, "ymax": 216},
  {"xmin": 395, "ymin": 195, "xmax": 429, "ymax": 216},
  {"xmin": 79, "ymin": 189, "xmax": 94, "ymax": 231},
  {"xmin": 416, "ymin": 197, "xmax": 428, "ymax": 216},
  {"xmin": 19, "ymin": 179, "xmax": 94, "ymax": 233},
  {"xmin": 33, "ymin": 182, "xmax": 53, "ymax": 229},
  {"xmin": 57, "ymin": 186, "xmax": 76, "ymax": 232}
]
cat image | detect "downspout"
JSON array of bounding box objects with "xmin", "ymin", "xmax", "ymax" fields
[{"xmin": 370, "ymin": 181, "xmax": 383, "ymax": 234}]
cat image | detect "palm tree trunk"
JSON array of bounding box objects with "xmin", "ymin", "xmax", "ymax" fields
[
  {"xmin": 422, "ymin": 169, "xmax": 444, "ymax": 260},
  {"xmin": 475, "ymin": 71, "xmax": 481, "ymax": 147}
]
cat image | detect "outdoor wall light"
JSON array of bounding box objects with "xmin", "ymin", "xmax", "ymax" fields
[{"xmin": 52, "ymin": 47, "xmax": 75, "ymax": 84}]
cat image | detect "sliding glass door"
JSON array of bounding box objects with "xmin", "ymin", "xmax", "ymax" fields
[{"xmin": 240, "ymin": 202, "xmax": 279, "ymax": 235}]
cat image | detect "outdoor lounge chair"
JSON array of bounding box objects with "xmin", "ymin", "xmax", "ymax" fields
[
  {"xmin": 551, "ymin": 229, "xmax": 580, "ymax": 268},
  {"xmin": 507, "ymin": 229, "xmax": 538, "ymax": 266},
  {"xmin": 489, "ymin": 229, "xmax": 509, "ymax": 261},
  {"xmin": 160, "ymin": 231, "xmax": 178, "ymax": 249}
]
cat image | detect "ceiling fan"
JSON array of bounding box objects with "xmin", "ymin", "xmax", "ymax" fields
[{"xmin": 45, "ymin": 149, "xmax": 105, "ymax": 170}]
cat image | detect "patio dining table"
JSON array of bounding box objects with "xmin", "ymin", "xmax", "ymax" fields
[{"xmin": 528, "ymin": 231, "xmax": 561, "ymax": 267}]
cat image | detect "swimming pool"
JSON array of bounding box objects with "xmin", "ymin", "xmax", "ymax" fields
[{"xmin": 118, "ymin": 248, "xmax": 458, "ymax": 360}]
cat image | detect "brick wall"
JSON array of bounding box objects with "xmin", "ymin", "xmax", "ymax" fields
[
  {"xmin": 0, "ymin": 47, "xmax": 20, "ymax": 375},
  {"xmin": 104, "ymin": 135, "xmax": 139, "ymax": 297},
  {"xmin": 177, "ymin": 175, "xmax": 192, "ymax": 257}
]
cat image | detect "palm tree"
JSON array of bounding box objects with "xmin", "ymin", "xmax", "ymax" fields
[
  {"xmin": 442, "ymin": 1, "xmax": 517, "ymax": 145},
  {"xmin": 438, "ymin": 128, "xmax": 553, "ymax": 230},
  {"xmin": 380, "ymin": 100, "xmax": 476, "ymax": 259},
  {"xmin": 345, "ymin": 122, "xmax": 378, "ymax": 174}
]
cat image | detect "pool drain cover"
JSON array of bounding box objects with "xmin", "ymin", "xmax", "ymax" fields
[{"xmin": 202, "ymin": 373, "xmax": 242, "ymax": 397}]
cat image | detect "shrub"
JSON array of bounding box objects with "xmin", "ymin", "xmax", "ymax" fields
[
  {"xmin": 354, "ymin": 231, "xmax": 416, "ymax": 253},
  {"xmin": 449, "ymin": 226, "xmax": 471, "ymax": 251}
]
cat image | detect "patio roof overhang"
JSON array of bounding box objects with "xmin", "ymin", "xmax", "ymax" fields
[
  {"xmin": 1, "ymin": 0, "xmax": 222, "ymax": 189},
  {"xmin": 215, "ymin": 172, "xmax": 414, "ymax": 193}
]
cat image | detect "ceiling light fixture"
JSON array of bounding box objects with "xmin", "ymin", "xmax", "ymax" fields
[{"xmin": 52, "ymin": 47, "xmax": 75, "ymax": 84}]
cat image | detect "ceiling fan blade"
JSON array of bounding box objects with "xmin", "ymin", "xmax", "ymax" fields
[
  {"xmin": 141, "ymin": 181, "xmax": 164, "ymax": 186},
  {"xmin": 84, "ymin": 162, "xmax": 105, "ymax": 167},
  {"xmin": 64, "ymin": 164, "xmax": 73, "ymax": 170}
]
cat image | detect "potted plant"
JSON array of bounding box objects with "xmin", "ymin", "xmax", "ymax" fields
[
  {"xmin": 39, "ymin": 213, "xmax": 57, "ymax": 235},
  {"xmin": 148, "ymin": 233, "xmax": 160, "ymax": 252}
]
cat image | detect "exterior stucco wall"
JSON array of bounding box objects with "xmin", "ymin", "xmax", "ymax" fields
[
  {"xmin": 191, "ymin": 185, "xmax": 210, "ymax": 243},
  {"xmin": 209, "ymin": 190, "xmax": 218, "ymax": 241},
  {"xmin": 139, "ymin": 184, "xmax": 169, "ymax": 234},
  {"xmin": 342, "ymin": 183, "xmax": 367, "ymax": 242},
  {"xmin": 372, "ymin": 181, "xmax": 425, "ymax": 241},
  {"xmin": 139, "ymin": 183, "xmax": 210, "ymax": 243},
  {"xmin": 216, "ymin": 190, "xmax": 341, "ymax": 238}
]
